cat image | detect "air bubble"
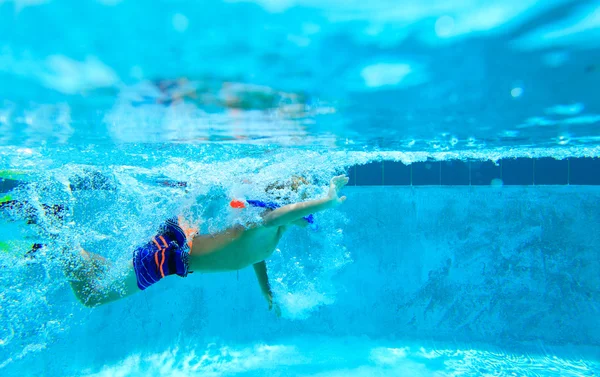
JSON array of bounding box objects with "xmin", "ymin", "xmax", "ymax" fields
[
  {"xmin": 491, "ymin": 178, "xmax": 503, "ymax": 187},
  {"xmin": 501, "ymin": 130, "xmax": 519, "ymax": 138},
  {"xmin": 173, "ymin": 13, "xmax": 189, "ymax": 33},
  {"xmin": 435, "ymin": 15, "xmax": 455, "ymax": 38},
  {"xmin": 511, "ymin": 87, "xmax": 523, "ymax": 98},
  {"xmin": 557, "ymin": 133, "xmax": 571, "ymax": 145},
  {"xmin": 543, "ymin": 51, "xmax": 569, "ymax": 67},
  {"xmin": 0, "ymin": 324, "xmax": 14, "ymax": 346}
]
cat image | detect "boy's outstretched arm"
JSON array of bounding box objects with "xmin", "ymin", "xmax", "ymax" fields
[{"xmin": 262, "ymin": 175, "xmax": 348, "ymax": 228}]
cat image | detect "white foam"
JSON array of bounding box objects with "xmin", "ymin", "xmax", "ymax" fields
[
  {"xmin": 224, "ymin": 0, "xmax": 296, "ymax": 13},
  {"xmin": 545, "ymin": 103, "xmax": 585, "ymax": 116},
  {"xmin": 96, "ymin": 0, "xmax": 123, "ymax": 5},
  {"xmin": 517, "ymin": 113, "xmax": 600, "ymax": 129},
  {"xmin": 2, "ymin": 0, "xmax": 49, "ymax": 11},
  {"xmin": 227, "ymin": 0, "xmax": 570, "ymax": 44},
  {"xmin": 0, "ymin": 103, "xmax": 74, "ymax": 145},
  {"xmin": 563, "ymin": 115, "xmax": 600, "ymax": 125},
  {"xmin": 172, "ymin": 13, "xmax": 189, "ymax": 33},
  {"xmin": 41, "ymin": 56, "xmax": 120, "ymax": 94},
  {"xmin": 426, "ymin": 2, "xmax": 546, "ymax": 41},
  {"xmin": 361, "ymin": 63, "xmax": 413, "ymax": 88},
  {"xmin": 435, "ymin": 15, "xmax": 455, "ymax": 37}
]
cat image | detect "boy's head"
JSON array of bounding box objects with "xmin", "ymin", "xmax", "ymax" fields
[{"xmin": 265, "ymin": 176, "xmax": 310, "ymax": 202}]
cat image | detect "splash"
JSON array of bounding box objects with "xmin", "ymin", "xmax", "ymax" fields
[{"xmin": 0, "ymin": 150, "xmax": 353, "ymax": 356}]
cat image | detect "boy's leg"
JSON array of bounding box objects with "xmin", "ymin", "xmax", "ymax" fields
[
  {"xmin": 63, "ymin": 250, "xmax": 138, "ymax": 307},
  {"xmin": 63, "ymin": 250, "xmax": 107, "ymax": 306}
]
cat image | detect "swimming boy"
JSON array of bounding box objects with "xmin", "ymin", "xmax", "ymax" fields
[{"xmin": 66, "ymin": 175, "xmax": 349, "ymax": 312}]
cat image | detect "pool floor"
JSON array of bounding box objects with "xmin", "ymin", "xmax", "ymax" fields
[{"xmin": 21, "ymin": 337, "xmax": 597, "ymax": 377}]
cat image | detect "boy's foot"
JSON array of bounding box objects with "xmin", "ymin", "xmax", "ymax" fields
[{"xmin": 24, "ymin": 243, "xmax": 45, "ymax": 259}]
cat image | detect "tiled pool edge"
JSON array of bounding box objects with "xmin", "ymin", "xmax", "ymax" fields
[{"xmin": 347, "ymin": 158, "xmax": 600, "ymax": 186}]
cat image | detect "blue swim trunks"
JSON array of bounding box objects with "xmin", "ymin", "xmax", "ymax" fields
[{"xmin": 132, "ymin": 218, "xmax": 190, "ymax": 290}]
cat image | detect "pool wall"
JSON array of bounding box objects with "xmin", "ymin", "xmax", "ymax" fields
[
  {"xmin": 330, "ymin": 186, "xmax": 600, "ymax": 345},
  {"xmin": 348, "ymin": 158, "xmax": 600, "ymax": 186}
]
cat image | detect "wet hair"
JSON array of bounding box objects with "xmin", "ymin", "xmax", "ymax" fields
[{"xmin": 265, "ymin": 176, "xmax": 310, "ymax": 202}]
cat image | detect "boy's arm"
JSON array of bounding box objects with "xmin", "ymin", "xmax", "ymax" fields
[
  {"xmin": 253, "ymin": 261, "xmax": 280, "ymax": 316},
  {"xmin": 262, "ymin": 175, "xmax": 348, "ymax": 228}
]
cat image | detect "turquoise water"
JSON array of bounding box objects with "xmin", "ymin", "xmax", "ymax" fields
[{"xmin": 1, "ymin": 0, "xmax": 600, "ymax": 376}]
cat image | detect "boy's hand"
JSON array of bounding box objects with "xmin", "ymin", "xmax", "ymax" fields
[
  {"xmin": 270, "ymin": 302, "xmax": 282, "ymax": 317},
  {"xmin": 266, "ymin": 293, "xmax": 282, "ymax": 317},
  {"xmin": 328, "ymin": 175, "xmax": 348, "ymax": 206}
]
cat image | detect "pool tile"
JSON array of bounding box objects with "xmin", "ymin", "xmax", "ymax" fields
[
  {"xmin": 501, "ymin": 158, "xmax": 534, "ymax": 185},
  {"xmin": 347, "ymin": 166, "xmax": 356, "ymax": 186},
  {"xmin": 345, "ymin": 158, "xmax": 599, "ymax": 186},
  {"xmin": 441, "ymin": 160, "xmax": 469, "ymax": 185},
  {"xmin": 470, "ymin": 160, "xmax": 502, "ymax": 185},
  {"xmin": 412, "ymin": 161, "xmax": 441, "ymax": 185},
  {"xmin": 570, "ymin": 158, "xmax": 600, "ymax": 185},
  {"xmin": 534, "ymin": 158, "xmax": 568, "ymax": 185},
  {"xmin": 355, "ymin": 162, "xmax": 383, "ymax": 185},
  {"xmin": 383, "ymin": 161, "xmax": 410, "ymax": 185}
]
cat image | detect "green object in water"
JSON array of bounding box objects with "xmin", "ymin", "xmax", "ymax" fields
[
  {"xmin": 0, "ymin": 170, "xmax": 28, "ymax": 181},
  {"xmin": 0, "ymin": 240, "xmax": 33, "ymax": 256},
  {"xmin": 0, "ymin": 194, "xmax": 12, "ymax": 204}
]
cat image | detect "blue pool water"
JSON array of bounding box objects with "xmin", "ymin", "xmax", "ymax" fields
[{"xmin": 1, "ymin": 0, "xmax": 600, "ymax": 376}]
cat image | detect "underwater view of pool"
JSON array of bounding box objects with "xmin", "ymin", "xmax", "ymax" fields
[{"xmin": 1, "ymin": 0, "xmax": 599, "ymax": 376}]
